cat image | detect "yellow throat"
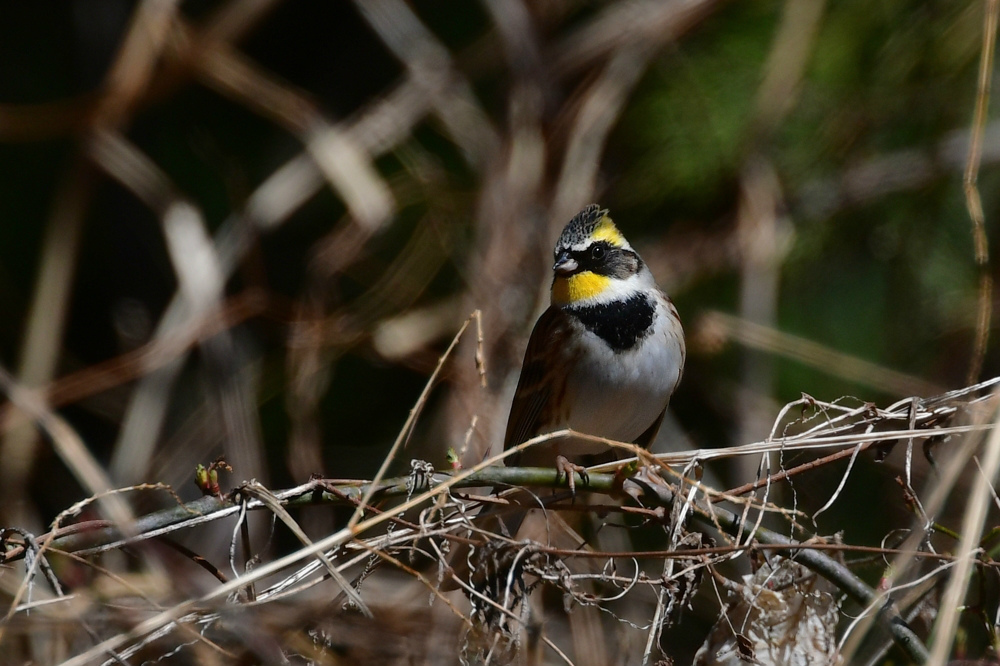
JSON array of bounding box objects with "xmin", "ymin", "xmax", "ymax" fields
[
  {"xmin": 552, "ymin": 271, "xmax": 611, "ymax": 305},
  {"xmin": 550, "ymin": 214, "xmax": 624, "ymax": 306}
]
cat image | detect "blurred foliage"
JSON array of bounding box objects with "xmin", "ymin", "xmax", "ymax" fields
[{"xmin": 0, "ymin": 0, "xmax": 995, "ymax": 501}]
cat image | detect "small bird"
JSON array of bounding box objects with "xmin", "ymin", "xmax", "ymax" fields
[
  {"xmin": 504, "ymin": 204, "xmax": 685, "ymax": 474},
  {"xmin": 443, "ymin": 205, "xmax": 684, "ymax": 593}
]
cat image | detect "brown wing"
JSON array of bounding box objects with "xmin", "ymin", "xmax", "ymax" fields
[
  {"xmin": 503, "ymin": 306, "xmax": 573, "ymax": 464},
  {"xmin": 442, "ymin": 309, "xmax": 573, "ymax": 592}
]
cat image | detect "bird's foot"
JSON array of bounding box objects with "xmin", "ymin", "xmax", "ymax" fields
[{"xmin": 555, "ymin": 455, "xmax": 589, "ymax": 495}]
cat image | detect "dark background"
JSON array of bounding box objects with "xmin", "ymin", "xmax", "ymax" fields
[{"xmin": 0, "ymin": 1, "xmax": 996, "ymax": 653}]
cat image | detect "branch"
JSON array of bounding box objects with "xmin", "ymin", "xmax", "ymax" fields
[{"xmin": 2, "ymin": 462, "xmax": 931, "ymax": 663}]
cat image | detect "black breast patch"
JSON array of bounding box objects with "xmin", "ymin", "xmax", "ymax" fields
[{"xmin": 568, "ymin": 294, "xmax": 656, "ymax": 351}]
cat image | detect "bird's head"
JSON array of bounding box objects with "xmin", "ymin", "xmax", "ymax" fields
[{"xmin": 550, "ymin": 204, "xmax": 648, "ymax": 307}]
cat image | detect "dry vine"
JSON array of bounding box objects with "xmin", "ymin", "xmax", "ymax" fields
[{"xmin": 3, "ymin": 379, "xmax": 1000, "ymax": 664}]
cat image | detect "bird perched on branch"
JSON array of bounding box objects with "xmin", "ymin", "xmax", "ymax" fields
[
  {"xmin": 504, "ymin": 203, "xmax": 686, "ymax": 476},
  {"xmin": 443, "ymin": 205, "xmax": 685, "ymax": 593}
]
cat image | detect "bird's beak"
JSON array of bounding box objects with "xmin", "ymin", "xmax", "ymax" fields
[{"xmin": 553, "ymin": 251, "xmax": 578, "ymax": 276}]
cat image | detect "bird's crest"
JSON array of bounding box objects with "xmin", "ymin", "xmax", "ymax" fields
[{"xmin": 556, "ymin": 204, "xmax": 627, "ymax": 252}]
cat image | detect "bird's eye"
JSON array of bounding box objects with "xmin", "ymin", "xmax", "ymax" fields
[{"xmin": 590, "ymin": 245, "xmax": 605, "ymax": 261}]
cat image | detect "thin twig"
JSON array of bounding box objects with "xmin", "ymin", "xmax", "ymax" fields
[
  {"xmin": 964, "ymin": 0, "xmax": 998, "ymax": 385},
  {"xmin": 348, "ymin": 311, "xmax": 478, "ymax": 529},
  {"xmin": 927, "ymin": 396, "xmax": 1000, "ymax": 663}
]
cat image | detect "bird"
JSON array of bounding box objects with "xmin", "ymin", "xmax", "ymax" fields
[
  {"xmin": 442, "ymin": 204, "xmax": 685, "ymax": 593},
  {"xmin": 503, "ymin": 203, "xmax": 686, "ymax": 476}
]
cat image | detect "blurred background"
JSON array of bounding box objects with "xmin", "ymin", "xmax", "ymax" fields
[{"xmin": 0, "ymin": 0, "xmax": 996, "ymax": 587}]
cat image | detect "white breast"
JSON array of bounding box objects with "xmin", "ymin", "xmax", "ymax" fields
[{"xmin": 557, "ymin": 297, "xmax": 684, "ymax": 454}]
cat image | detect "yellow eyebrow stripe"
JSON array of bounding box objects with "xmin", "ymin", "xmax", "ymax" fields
[
  {"xmin": 591, "ymin": 216, "xmax": 625, "ymax": 247},
  {"xmin": 552, "ymin": 271, "xmax": 611, "ymax": 305}
]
